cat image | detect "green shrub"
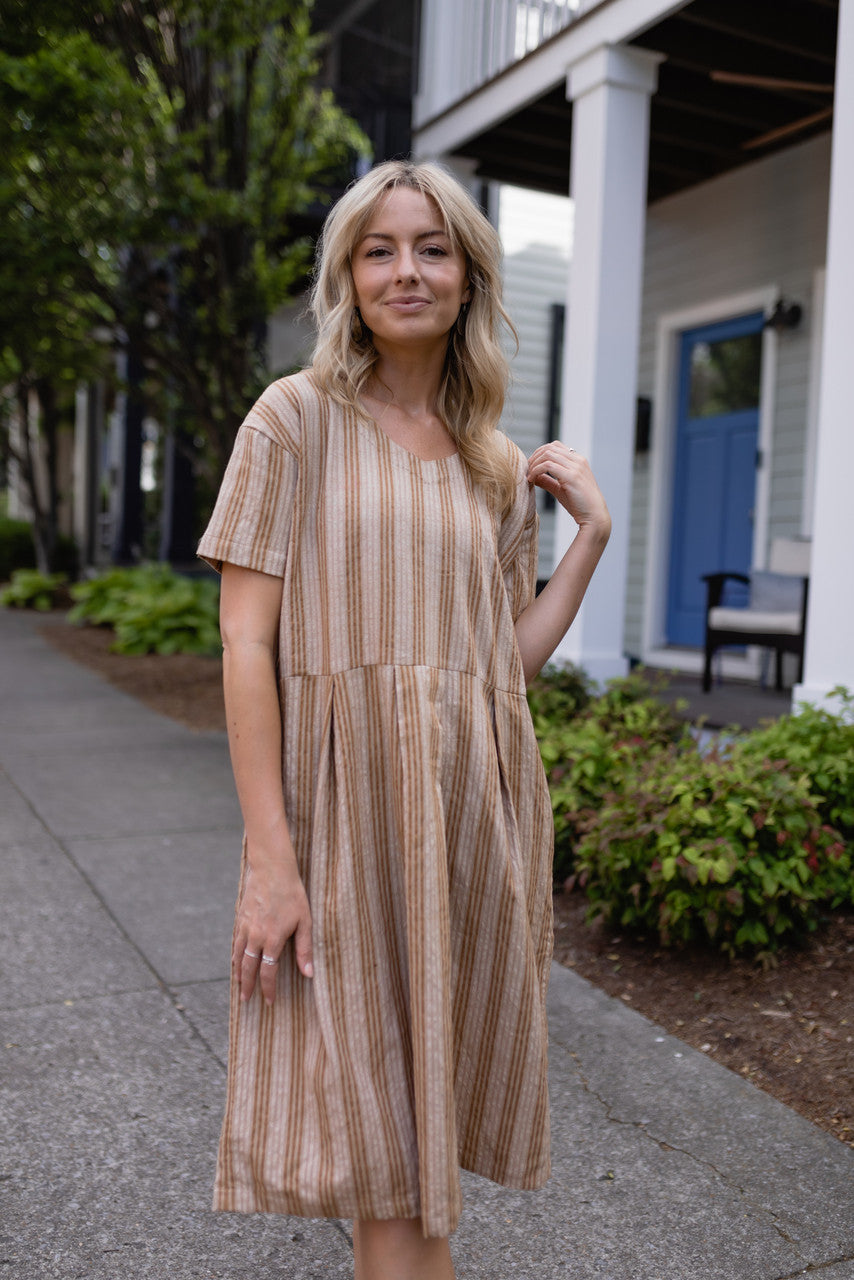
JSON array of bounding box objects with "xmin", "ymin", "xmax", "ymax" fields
[
  {"xmin": 574, "ymin": 734, "xmax": 852, "ymax": 957},
  {"xmin": 0, "ymin": 568, "xmax": 67, "ymax": 610},
  {"xmin": 534, "ymin": 670, "xmax": 691, "ymax": 883},
  {"xmin": 68, "ymin": 566, "xmax": 152, "ymax": 627},
  {"xmin": 0, "ymin": 519, "xmax": 77, "ymax": 581},
  {"xmin": 526, "ymin": 662, "xmax": 594, "ymax": 727},
  {"xmin": 69, "ymin": 564, "xmax": 221, "ymax": 655},
  {"xmin": 535, "ymin": 671, "xmax": 853, "ymax": 957},
  {"xmin": 739, "ymin": 688, "xmax": 854, "ymax": 843}
]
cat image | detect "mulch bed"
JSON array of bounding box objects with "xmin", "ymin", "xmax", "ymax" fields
[
  {"xmin": 553, "ymin": 891, "xmax": 853, "ymax": 1149},
  {"xmin": 40, "ymin": 616, "xmax": 854, "ymax": 1151}
]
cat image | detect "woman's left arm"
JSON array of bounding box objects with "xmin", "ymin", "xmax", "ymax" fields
[{"xmin": 514, "ymin": 441, "xmax": 612, "ymax": 685}]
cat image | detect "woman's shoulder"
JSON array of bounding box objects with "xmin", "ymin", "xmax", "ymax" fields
[
  {"xmin": 243, "ymin": 369, "xmax": 336, "ymax": 452},
  {"xmin": 490, "ymin": 429, "xmax": 536, "ymax": 538},
  {"xmin": 492, "ymin": 428, "xmax": 529, "ymax": 485}
]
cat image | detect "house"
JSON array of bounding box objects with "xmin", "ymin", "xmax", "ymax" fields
[{"xmin": 413, "ymin": 0, "xmax": 852, "ymax": 712}]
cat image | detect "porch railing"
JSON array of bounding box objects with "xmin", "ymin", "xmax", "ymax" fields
[{"xmin": 418, "ymin": 0, "xmax": 593, "ymax": 125}]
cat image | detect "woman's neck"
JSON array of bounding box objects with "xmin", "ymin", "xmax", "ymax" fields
[
  {"xmin": 369, "ymin": 343, "xmax": 446, "ymax": 418},
  {"xmin": 362, "ymin": 346, "xmax": 458, "ymax": 460}
]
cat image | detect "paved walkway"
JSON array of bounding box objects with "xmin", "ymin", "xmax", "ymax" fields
[{"xmin": 1, "ymin": 606, "xmax": 852, "ymax": 1280}]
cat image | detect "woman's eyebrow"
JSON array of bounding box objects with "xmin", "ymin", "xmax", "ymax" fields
[{"xmin": 360, "ymin": 228, "xmax": 449, "ymax": 242}]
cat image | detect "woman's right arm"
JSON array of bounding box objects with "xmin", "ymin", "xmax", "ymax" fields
[{"xmin": 220, "ymin": 562, "xmax": 313, "ymax": 1005}]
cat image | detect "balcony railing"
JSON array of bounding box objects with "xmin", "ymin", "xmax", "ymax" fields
[
  {"xmin": 418, "ymin": 0, "xmax": 592, "ymax": 125},
  {"xmin": 514, "ymin": 0, "xmax": 583, "ymax": 62}
]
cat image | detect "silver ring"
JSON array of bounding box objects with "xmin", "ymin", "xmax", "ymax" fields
[
  {"xmin": 243, "ymin": 949, "xmax": 259, "ymax": 959},
  {"xmin": 261, "ymin": 954, "xmax": 279, "ymax": 966}
]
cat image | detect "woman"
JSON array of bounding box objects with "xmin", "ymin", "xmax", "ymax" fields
[{"xmin": 198, "ymin": 159, "xmax": 610, "ymax": 1280}]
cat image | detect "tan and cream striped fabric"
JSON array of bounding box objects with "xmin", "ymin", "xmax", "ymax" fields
[{"xmin": 197, "ymin": 370, "xmax": 553, "ymax": 1238}]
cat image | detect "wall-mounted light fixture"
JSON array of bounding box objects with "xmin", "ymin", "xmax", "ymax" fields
[
  {"xmin": 635, "ymin": 396, "xmax": 652, "ymax": 455},
  {"xmin": 764, "ymin": 298, "xmax": 802, "ymax": 332}
]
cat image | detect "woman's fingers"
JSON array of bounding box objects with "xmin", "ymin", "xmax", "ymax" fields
[
  {"xmin": 528, "ymin": 442, "xmax": 610, "ymax": 535},
  {"xmin": 233, "ymin": 887, "xmax": 314, "ymax": 1005},
  {"xmin": 530, "ymin": 445, "xmax": 583, "ymax": 476},
  {"xmin": 294, "ymin": 910, "xmax": 314, "ymax": 980},
  {"xmin": 237, "ymin": 938, "xmax": 281, "ymax": 1005},
  {"xmin": 258, "ymin": 949, "xmax": 281, "ymax": 1006},
  {"xmin": 238, "ymin": 944, "xmax": 262, "ymax": 1003},
  {"xmin": 528, "ymin": 446, "xmax": 580, "ymax": 494},
  {"xmin": 529, "ymin": 463, "xmax": 569, "ymax": 493},
  {"xmin": 528, "ymin": 444, "xmax": 583, "ymax": 488}
]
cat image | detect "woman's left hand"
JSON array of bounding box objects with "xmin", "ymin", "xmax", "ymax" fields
[
  {"xmin": 515, "ymin": 442, "xmax": 611, "ymax": 684},
  {"xmin": 526, "ymin": 441, "xmax": 611, "ymax": 537}
]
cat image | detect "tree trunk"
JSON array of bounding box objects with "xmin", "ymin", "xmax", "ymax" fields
[
  {"xmin": 33, "ymin": 378, "xmax": 62, "ymax": 573},
  {"xmin": 11, "ymin": 377, "xmax": 66, "ymax": 574},
  {"xmin": 14, "ymin": 379, "xmax": 49, "ymax": 574}
]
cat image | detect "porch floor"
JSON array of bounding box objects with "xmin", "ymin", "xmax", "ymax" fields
[{"xmin": 651, "ymin": 672, "xmax": 794, "ymax": 731}]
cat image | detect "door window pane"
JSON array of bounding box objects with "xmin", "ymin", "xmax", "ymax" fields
[{"xmin": 689, "ymin": 333, "xmax": 762, "ymax": 419}]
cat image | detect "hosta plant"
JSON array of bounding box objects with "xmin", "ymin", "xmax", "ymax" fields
[
  {"xmin": 0, "ymin": 568, "xmax": 67, "ymax": 610},
  {"xmin": 69, "ymin": 564, "xmax": 220, "ymax": 656}
]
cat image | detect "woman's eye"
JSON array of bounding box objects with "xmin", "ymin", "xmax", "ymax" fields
[
  {"xmin": 423, "ymin": 245, "xmax": 447, "ymax": 257},
  {"xmin": 365, "ymin": 247, "xmax": 390, "ymax": 258}
]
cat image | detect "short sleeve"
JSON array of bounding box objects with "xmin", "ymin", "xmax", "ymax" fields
[
  {"xmin": 196, "ymin": 380, "xmax": 302, "ymax": 575},
  {"xmin": 498, "ymin": 466, "xmax": 539, "ymax": 624}
]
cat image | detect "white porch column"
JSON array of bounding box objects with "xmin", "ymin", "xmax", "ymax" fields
[
  {"xmin": 552, "ymin": 44, "xmax": 662, "ymax": 682},
  {"xmin": 794, "ymin": 0, "xmax": 854, "ymax": 713}
]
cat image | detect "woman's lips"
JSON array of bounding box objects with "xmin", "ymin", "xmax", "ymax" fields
[{"xmin": 385, "ymin": 297, "xmax": 430, "ymax": 311}]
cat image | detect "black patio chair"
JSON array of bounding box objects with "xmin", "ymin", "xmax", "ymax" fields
[{"xmin": 701, "ymin": 537, "xmax": 811, "ymax": 692}]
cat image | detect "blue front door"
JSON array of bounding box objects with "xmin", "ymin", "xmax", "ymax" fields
[{"xmin": 666, "ymin": 312, "xmax": 764, "ymax": 647}]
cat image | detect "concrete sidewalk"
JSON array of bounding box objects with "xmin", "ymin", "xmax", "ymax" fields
[{"xmin": 1, "ymin": 606, "xmax": 852, "ymax": 1280}]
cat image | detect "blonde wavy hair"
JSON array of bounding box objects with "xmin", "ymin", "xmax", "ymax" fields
[{"xmin": 309, "ymin": 159, "xmax": 519, "ymax": 511}]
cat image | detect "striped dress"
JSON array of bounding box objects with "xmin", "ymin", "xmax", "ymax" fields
[{"xmin": 197, "ymin": 370, "xmax": 553, "ymax": 1238}]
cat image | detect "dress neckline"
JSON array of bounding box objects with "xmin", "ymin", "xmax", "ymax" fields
[{"xmin": 353, "ymin": 408, "xmax": 462, "ymax": 473}]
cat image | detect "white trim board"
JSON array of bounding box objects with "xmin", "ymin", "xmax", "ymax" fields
[{"xmin": 802, "ymin": 266, "xmax": 826, "ymax": 538}]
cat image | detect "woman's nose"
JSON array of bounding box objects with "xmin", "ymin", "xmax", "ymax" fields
[{"xmin": 395, "ymin": 249, "xmax": 420, "ymax": 282}]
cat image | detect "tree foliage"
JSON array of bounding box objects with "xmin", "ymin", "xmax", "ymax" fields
[
  {"xmin": 100, "ymin": 0, "xmax": 368, "ymax": 484},
  {"xmin": 0, "ymin": 0, "xmax": 368, "ymax": 567},
  {"xmin": 0, "ymin": 13, "xmax": 167, "ymax": 566}
]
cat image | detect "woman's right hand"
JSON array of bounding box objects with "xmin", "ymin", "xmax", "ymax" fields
[
  {"xmin": 220, "ymin": 563, "xmax": 313, "ymax": 1006},
  {"xmin": 232, "ymin": 855, "xmax": 314, "ymax": 1005}
]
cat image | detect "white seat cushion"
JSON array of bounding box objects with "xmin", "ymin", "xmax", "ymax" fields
[{"xmin": 709, "ymin": 606, "xmax": 801, "ymax": 635}]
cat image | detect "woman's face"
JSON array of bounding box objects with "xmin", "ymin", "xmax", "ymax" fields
[{"xmin": 350, "ymin": 187, "xmax": 470, "ymax": 354}]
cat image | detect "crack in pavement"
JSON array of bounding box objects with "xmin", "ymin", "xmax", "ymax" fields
[
  {"xmin": 568, "ymin": 1048, "xmax": 737, "ymax": 1177},
  {"xmin": 774, "ymin": 1254, "xmax": 854, "ymax": 1278},
  {"xmin": 566, "ymin": 1048, "xmax": 815, "ymax": 1269}
]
